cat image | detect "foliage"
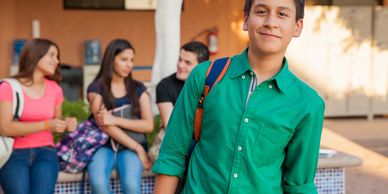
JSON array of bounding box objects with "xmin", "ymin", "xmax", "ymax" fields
[
  {"xmin": 53, "ymin": 99, "xmax": 90, "ymax": 143},
  {"xmin": 61, "ymin": 99, "xmax": 90, "ymax": 122},
  {"xmin": 147, "ymin": 114, "xmax": 162, "ymax": 147},
  {"xmin": 55, "ymin": 99, "xmax": 162, "ymax": 147}
]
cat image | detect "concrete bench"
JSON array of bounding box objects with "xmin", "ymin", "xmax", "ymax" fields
[
  {"xmin": 1, "ymin": 150, "xmax": 361, "ymax": 194},
  {"xmin": 55, "ymin": 170, "xmax": 155, "ymax": 194}
]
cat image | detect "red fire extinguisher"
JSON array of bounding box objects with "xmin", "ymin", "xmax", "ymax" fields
[{"xmin": 208, "ymin": 27, "xmax": 218, "ymax": 55}]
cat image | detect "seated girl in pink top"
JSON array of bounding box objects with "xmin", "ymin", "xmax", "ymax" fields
[{"xmin": 0, "ymin": 39, "xmax": 77, "ymax": 194}]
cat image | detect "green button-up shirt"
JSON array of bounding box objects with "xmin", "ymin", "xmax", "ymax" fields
[{"xmin": 152, "ymin": 49, "xmax": 325, "ymax": 194}]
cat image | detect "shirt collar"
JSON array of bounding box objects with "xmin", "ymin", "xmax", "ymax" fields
[
  {"xmin": 230, "ymin": 48, "xmax": 293, "ymax": 94},
  {"xmin": 271, "ymin": 58, "xmax": 293, "ymax": 94},
  {"xmin": 230, "ymin": 48, "xmax": 252, "ymax": 78}
]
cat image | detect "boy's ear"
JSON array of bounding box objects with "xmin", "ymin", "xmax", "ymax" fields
[
  {"xmin": 243, "ymin": 16, "xmax": 248, "ymax": 31},
  {"xmin": 293, "ymin": 19, "xmax": 303, "ymax": 38}
]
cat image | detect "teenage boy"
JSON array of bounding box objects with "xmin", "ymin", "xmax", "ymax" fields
[
  {"xmin": 156, "ymin": 41, "xmax": 209, "ymax": 128},
  {"xmin": 153, "ymin": 0, "xmax": 325, "ymax": 193}
]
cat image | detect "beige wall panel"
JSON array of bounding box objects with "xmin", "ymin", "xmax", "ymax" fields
[
  {"xmin": 340, "ymin": 7, "xmax": 372, "ymax": 114},
  {"xmin": 372, "ymin": 7, "xmax": 388, "ymax": 114},
  {"xmin": 333, "ymin": 0, "xmax": 377, "ymax": 6},
  {"xmin": 288, "ymin": 6, "xmax": 374, "ymax": 116},
  {"xmin": 287, "ymin": 6, "xmax": 330, "ymax": 95}
]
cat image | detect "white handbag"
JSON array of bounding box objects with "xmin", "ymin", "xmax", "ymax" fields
[
  {"xmin": 0, "ymin": 136, "xmax": 14, "ymax": 168},
  {"xmin": 0, "ymin": 78, "xmax": 24, "ymax": 169}
]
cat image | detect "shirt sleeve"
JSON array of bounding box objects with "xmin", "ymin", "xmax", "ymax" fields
[
  {"xmin": 135, "ymin": 81, "xmax": 147, "ymax": 97},
  {"xmin": 156, "ymin": 78, "xmax": 172, "ymax": 103},
  {"xmin": 282, "ymin": 95, "xmax": 325, "ymax": 194},
  {"xmin": 152, "ymin": 62, "xmax": 211, "ymax": 178},
  {"xmin": 0, "ymin": 81, "xmax": 13, "ymax": 102},
  {"xmin": 87, "ymin": 81, "xmax": 101, "ymax": 94}
]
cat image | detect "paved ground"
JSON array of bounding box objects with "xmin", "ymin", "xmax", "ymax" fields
[
  {"xmin": 324, "ymin": 118, "xmax": 388, "ymax": 156},
  {"xmin": 322, "ymin": 118, "xmax": 388, "ymax": 194}
]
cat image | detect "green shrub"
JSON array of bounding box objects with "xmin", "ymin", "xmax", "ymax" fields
[
  {"xmin": 62, "ymin": 99, "xmax": 90, "ymax": 122},
  {"xmin": 55, "ymin": 100, "xmax": 162, "ymax": 147},
  {"xmin": 147, "ymin": 114, "xmax": 162, "ymax": 147},
  {"xmin": 53, "ymin": 99, "xmax": 90, "ymax": 143}
]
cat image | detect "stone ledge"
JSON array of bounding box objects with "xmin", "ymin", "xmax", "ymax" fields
[
  {"xmin": 318, "ymin": 151, "xmax": 362, "ymax": 168},
  {"xmin": 58, "ymin": 170, "xmax": 155, "ymax": 183}
]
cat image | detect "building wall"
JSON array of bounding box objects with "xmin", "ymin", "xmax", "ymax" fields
[
  {"xmin": 11, "ymin": 0, "xmax": 156, "ymax": 67},
  {"xmin": 0, "ymin": 0, "xmax": 247, "ymax": 79},
  {"xmin": 0, "ymin": 0, "xmax": 16, "ymax": 78}
]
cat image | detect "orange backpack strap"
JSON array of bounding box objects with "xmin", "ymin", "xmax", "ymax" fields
[{"xmin": 194, "ymin": 57, "xmax": 231, "ymax": 142}]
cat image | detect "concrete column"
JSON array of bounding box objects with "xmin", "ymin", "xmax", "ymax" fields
[{"xmin": 151, "ymin": 0, "xmax": 183, "ymax": 85}]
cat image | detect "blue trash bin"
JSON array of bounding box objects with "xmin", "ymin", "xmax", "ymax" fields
[
  {"xmin": 84, "ymin": 40, "xmax": 101, "ymax": 65},
  {"xmin": 13, "ymin": 39, "xmax": 27, "ymax": 65}
]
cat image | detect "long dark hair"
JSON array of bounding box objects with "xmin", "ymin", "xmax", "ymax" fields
[
  {"xmin": 13, "ymin": 38, "xmax": 61, "ymax": 84},
  {"xmin": 93, "ymin": 39, "xmax": 140, "ymax": 116}
]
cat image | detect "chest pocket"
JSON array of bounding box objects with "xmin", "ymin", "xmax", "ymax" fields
[{"xmin": 253, "ymin": 127, "xmax": 292, "ymax": 166}]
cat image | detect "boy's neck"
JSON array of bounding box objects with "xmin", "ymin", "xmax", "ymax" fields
[{"xmin": 247, "ymin": 48, "xmax": 285, "ymax": 84}]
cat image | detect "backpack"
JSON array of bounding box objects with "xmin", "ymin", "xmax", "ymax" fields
[
  {"xmin": 176, "ymin": 57, "xmax": 231, "ymax": 193},
  {"xmin": 56, "ymin": 118, "xmax": 109, "ymax": 173},
  {"xmin": 194, "ymin": 57, "xmax": 231, "ymax": 141},
  {"xmin": 0, "ymin": 78, "xmax": 24, "ymax": 168}
]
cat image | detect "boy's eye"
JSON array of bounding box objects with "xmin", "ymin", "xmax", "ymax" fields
[
  {"xmin": 183, "ymin": 60, "xmax": 192, "ymax": 66},
  {"xmin": 256, "ymin": 9, "xmax": 268, "ymax": 15},
  {"xmin": 279, "ymin": 12, "xmax": 289, "ymax": 17}
]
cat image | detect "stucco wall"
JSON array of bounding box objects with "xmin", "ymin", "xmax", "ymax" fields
[{"xmin": 0, "ymin": 0, "xmax": 247, "ymax": 79}]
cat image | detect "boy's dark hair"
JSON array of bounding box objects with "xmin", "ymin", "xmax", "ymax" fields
[
  {"xmin": 181, "ymin": 41, "xmax": 210, "ymax": 63},
  {"xmin": 243, "ymin": 0, "xmax": 305, "ymax": 21}
]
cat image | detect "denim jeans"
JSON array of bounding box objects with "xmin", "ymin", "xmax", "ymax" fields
[
  {"xmin": 0, "ymin": 146, "xmax": 59, "ymax": 194},
  {"xmin": 87, "ymin": 146, "xmax": 143, "ymax": 194}
]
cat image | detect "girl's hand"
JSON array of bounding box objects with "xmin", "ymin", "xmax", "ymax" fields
[
  {"xmin": 95, "ymin": 107, "xmax": 116, "ymax": 127},
  {"xmin": 65, "ymin": 117, "xmax": 78, "ymax": 132},
  {"xmin": 48, "ymin": 119, "xmax": 67, "ymax": 133},
  {"xmin": 134, "ymin": 144, "xmax": 152, "ymax": 170}
]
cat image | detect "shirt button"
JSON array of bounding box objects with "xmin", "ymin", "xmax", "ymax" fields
[
  {"xmin": 269, "ymin": 85, "xmax": 273, "ymax": 89},
  {"xmin": 237, "ymin": 146, "xmax": 242, "ymax": 151},
  {"xmin": 233, "ymin": 173, "xmax": 238, "ymax": 178},
  {"xmin": 242, "ymin": 75, "xmax": 245, "ymax": 79},
  {"xmin": 244, "ymin": 118, "xmax": 249, "ymax": 123}
]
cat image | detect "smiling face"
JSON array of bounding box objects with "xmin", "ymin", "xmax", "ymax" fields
[
  {"xmin": 176, "ymin": 49, "xmax": 199, "ymax": 81},
  {"xmin": 243, "ymin": 0, "xmax": 303, "ymax": 56},
  {"xmin": 36, "ymin": 45, "xmax": 59, "ymax": 76},
  {"xmin": 113, "ymin": 48, "xmax": 135, "ymax": 78}
]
